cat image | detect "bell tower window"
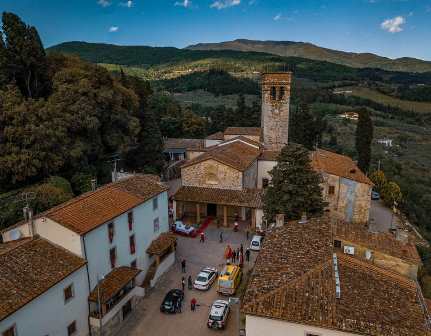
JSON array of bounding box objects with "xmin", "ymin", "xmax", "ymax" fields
[
  {"xmin": 270, "ymin": 86, "xmax": 277, "ymax": 100},
  {"xmin": 279, "ymin": 86, "xmax": 285, "ymax": 100}
]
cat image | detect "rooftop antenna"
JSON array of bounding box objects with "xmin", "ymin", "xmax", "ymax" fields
[{"xmin": 15, "ymin": 191, "xmax": 36, "ymax": 237}]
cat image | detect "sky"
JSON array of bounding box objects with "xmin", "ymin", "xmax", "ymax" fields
[{"xmin": 1, "ymin": 0, "xmax": 430, "ymax": 61}]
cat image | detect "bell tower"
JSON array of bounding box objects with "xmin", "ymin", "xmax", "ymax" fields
[{"xmin": 261, "ymin": 72, "xmax": 292, "ymax": 151}]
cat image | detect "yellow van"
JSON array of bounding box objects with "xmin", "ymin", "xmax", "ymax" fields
[{"xmin": 217, "ymin": 264, "xmax": 242, "ymax": 295}]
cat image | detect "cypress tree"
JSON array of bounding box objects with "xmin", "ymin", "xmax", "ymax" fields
[
  {"xmin": 355, "ymin": 108, "xmax": 373, "ymax": 173},
  {"xmin": 263, "ymin": 143, "xmax": 325, "ymax": 223},
  {"xmin": 289, "ymin": 103, "xmax": 318, "ymax": 150}
]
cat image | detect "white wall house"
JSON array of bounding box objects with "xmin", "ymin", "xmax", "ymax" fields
[{"xmin": 0, "ymin": 238, "xmax": 89, "ymax": 336}]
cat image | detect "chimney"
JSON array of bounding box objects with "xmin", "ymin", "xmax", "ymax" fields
[
  {"xmin": 91, "ymin": 178, "xmax": 97, "ymax": 191},
  {"xmin": 275, "ymin": 214, "xmax": 285, "ymax": 228},
  {"xmin": 395, "ymin": 229, "xmax": 409, "ymax": 244}
]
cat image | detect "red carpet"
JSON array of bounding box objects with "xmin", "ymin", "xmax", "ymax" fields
[{"xmin": 196, "ymin": 217, "xmax": 212, "ymax": 235}]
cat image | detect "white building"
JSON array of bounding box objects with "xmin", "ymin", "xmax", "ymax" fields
[
  {"xmin": 0, "ymin": 237, "xmax": 89, "ymax": 336},
  {"xmin": 1, "ymin": 175, "xmax": 175, "ymax": 336}
]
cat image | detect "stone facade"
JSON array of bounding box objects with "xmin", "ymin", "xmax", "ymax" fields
[
  {"xmin": 181, "ymin": 159, "xmax": 243, "ymax": 190},
  {"xmin": 322, "ymin": 173, "xmax": 371, "ymax": 224},
  {"xmin": 261, "ymin": 73, "xmax": 292, "ymax": 151}
]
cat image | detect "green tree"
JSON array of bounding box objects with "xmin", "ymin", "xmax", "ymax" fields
[
  {"xmin": 381, "ymin": 181, "xmax": 402, "ymax": 207},
  {"xmin": 2, "ymin": 12, "xmax": 51, "ymax": 98},
  {"xmin": 355, "ymin": 108, "xmax": 373, "ymax": 173},
  {"xmin": 289, "ymin": 103, "xmax": 324, "ymax": 150},
  {"xmin": 369, "ymin": 170, "xmax": 387, "ymax": 192},
  {"xmin": 263, "ymin": 143, "xmax": 325, "ymax": 223}
]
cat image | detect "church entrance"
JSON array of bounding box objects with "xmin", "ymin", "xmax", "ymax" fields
[{"xmin": 207, "ymin": 203, "xmax": 217, "ymax": 217}]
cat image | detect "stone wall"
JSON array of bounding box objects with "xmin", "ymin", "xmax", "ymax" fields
[
  {"xmin": 261, "ymin": 73, "xmax": 292, "ymax": 151},
  {"xmin": 322, "ymin": 173, "xmax": 371, "ymax": 224},
  {"xmin": 243, "ymin": 160, "xmax": 258, "ymax": 188},
  {"xmin": 181, "ymin": 159, "xmax": 243, "ymax": 190}
]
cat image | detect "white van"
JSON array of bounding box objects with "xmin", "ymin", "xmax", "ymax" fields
[{"xmin": 249, "ymin": 235, "xmax": 263, "ymax": 251}]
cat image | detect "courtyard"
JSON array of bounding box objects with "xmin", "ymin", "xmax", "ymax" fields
[{"xmin": 118, "ymin": 224, "xmax": 256, "ymax": 336}]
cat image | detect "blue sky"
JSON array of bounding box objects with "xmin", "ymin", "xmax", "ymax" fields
[{"xmin": 1, "ymin": 0, "xmax": 430, "ymax": 60}]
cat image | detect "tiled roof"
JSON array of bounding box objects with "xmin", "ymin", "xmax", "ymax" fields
[
  {"xmin": 333, "ymin": 221, "xmax": 421, "ymax": 264},
  {"xmin": 311, "ymin": 148, "xmax": 373, "ymax": 185},
  {"xmin": 206, "ymin": 132, "xmax": 224, "ymax": 140},
  {"xmin": 146, "ymin": 232, "xmax": 176, "ymax": 255},
  {"xmin": 164, "ymin": 138, "xmax": 205, "ymax": 151},
  {"xmin": 174, "ymin": 186, "xmax": 263, "ymax": 208},
  {"xmin": 242, "ymin": 216, "xmax": 430, "ymax": 336},
  {"xmin": 181, "ymin": 140, "xmax": 260, "ymax": 172},
  {"xmin": 258, "ymin": 150, "xmax": 280, "ymax": 161},
  {"xmin": 224, "ymin": 127, "xmax": 262, "ymax": 137},
  {"xmin": 0, "ymin": 237, "xmax": 86, "ymax": 321},
  {"xmin": 88, "ymin": 266, "xmax": 140, "ymax": 304},
  {"xmin": 45, "ymin": 175, "xmax": 168, "ymax": 235}
]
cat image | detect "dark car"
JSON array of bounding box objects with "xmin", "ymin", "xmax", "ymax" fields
[
  {"xmin": 371, "ymin": 191, "xmax": 380, "ymax": 200},
  {"xmin": 160, "ymin": 289, "xmax": 184, "ymax": 313}
]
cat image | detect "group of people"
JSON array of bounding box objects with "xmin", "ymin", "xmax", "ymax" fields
[{"xmin": 224, "ymin": 243, "xmax": 250, "ymax": 266}]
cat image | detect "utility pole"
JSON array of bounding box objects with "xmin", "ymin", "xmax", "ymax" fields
[{"xmin": 16, "ymin": 192, "xmax": 36, "ymax": 236}]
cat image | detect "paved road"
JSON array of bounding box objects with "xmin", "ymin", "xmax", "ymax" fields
[
  {"xmin": 119, "ymin": 225, "xmax": 256, "ymax": 336},
  {"xmin": 369, "ymin": 200, "xmax": 400, "ymax": 233}
]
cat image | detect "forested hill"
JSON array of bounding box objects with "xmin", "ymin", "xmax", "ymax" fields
[{"xmin": 186, "ymin": 39, "xmax": 431, "ymax": 73}]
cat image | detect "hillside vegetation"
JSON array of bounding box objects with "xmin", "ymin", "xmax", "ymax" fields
[{"xmin": 187, "ymin": 39, "xmax": 431, "ymax": 73}]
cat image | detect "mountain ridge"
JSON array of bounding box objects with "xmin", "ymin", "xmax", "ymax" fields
[{"xmin": 186, "ymin": 39, "xmax": 431, "ymax": 73}]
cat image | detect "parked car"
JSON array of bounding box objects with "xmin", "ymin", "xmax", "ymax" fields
[
  {"xmin": 194, "ymin": 267, "xmax": 218, "ymax": 290},
  {"xmin": 207, "ymin": 300, "xmax": 230, "ymax": 330},
  {"xmin": 250, "ymin": 235, "xmax": 263, "ymax": 251},
  {"xmin": 371, "ymin": 191, "xmax": 380, "ymax": 200},
  {"xmin": 173, "ymin": 220, "xmax": 196, "ymax": 236},
  {"xmin": 160, "ymin": 289, "xmax": 184, "ymax": 313}
]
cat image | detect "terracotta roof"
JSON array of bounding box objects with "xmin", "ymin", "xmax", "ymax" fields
[
  {"xmin": 44, "ymin": 175, "xmax": 168, "ymax": 235},
  {"xmin": 258, "ymin": 150, "xmax": 280, "ymax": 161},
  {"xmin": 0, "ymin": 238, "xmax": 31, "ymax": 254},
  {"xmin": 0, "ymin": 237, "xmax": 86, "ymax": 321},
  {"xmin": 88, "ymin": 266, "xmax": 140, "ymax": 303},
  {"xmin": 181, "ymin": 140, "xmax": 260, "ymax": 172},
  {"xmin": 224, "ymin": 127, "xmax": 262, "ymax": 137},
  {"xmin": 333, "ymin": 221, "xmax": 421, "ymax": 264},
  {"xmin": 206, "ymin": 132, "xmax": 224, "ymax": 140},
  {"xmin": 174, "ymin": 186, "xmax": 263, "ymax": 208},
  {"xmin": 164, "ymin": 138, "xmax": 205, "ymax": 151},
  {"xmin": 311, "ymin": 148, "xmax": 373, "ymax": 185},
  {"xmin": 242, "ymin": 216, "xmax": 430, "ymax": 336},
  {"xmin": 146, "ymin": 232, "xmax": 176, "ymax": 255}
]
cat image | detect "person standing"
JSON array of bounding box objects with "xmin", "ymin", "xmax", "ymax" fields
[
  {"xmin": 181, "ymin": 259, "xmax": 186, "ymax": 273},
  {"xmin": 219, "ymin": 231, "xmax": 223, "ymax": 243},
  {"xmin": 188, "ymin": 275, "xmax": 193, "ymax": 290},
  {"xmin": 182, "ymin": 276, "xmax": 185, "ymax": 291},
  {"xmin": 246, "ymin": 229, "xmax": 249, "ymax": 240},
  {"xmin": 240, "ymin": 244, "xmax": 244, "ymax": 255},
  {"xmin": 191, "ymin": 298, "xmax": 197, "ymax": 311},
  {"xmin": 232, "ymin": 250, "xmax": 236, "ymax": 263},
  {"xmin": 245, "ymin": 248, "xmax": 250, "ymax": 262}
]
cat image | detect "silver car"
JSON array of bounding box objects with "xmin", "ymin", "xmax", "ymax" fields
[
  {"xmin": 207, "ymin": 300, "xmax": 230, "ymax": 330},
  {"xmin": 194, "ymin": 267, "xmax": 218, "ymax": 290}
]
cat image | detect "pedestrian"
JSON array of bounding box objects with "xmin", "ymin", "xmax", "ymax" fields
[
  {"xmin": 182, "ymin": 276, "xmax": 185, "ymax": 291},
  {"xmin": 188, "ymin": 275, "xmax": 193, "ymax": 290},
  {"xmin": 236, "ymin": 248, "xmax": 240, "ymax": 260},
  {"xmin": 246, "ymin": 229, "xmax": 249, "ymax": 240},
  {"xmin": 219, "ymin": 231, "xmax": 223, "ymax": 243},
  {"xmin": 227, "ymin": 246, "xmax": 233, "ymax": 263},
  {"xmin": 191, "ymin": 297, "xmax": 197, "ymax": 311},
  {"xmin": 200, "ymin": 231, "xmax": 205, "ymax": 243},
  {"xmin": 240, "ymin": 243, "xmax": 244, "ymax": 255},
  {"xmin": 181, "ymin": 259, "xmax": 186, "ymax": 273},
  {"xmin": 232, "ymin": 249, "xmax": 236, "ymax": 263},
  {"xmin": 245, "ymin": 248, "xmax": 250, "ymax": 262},
  {"xmin": 239, "ymin": 252, "xmax": 244, "ymax": 267}
]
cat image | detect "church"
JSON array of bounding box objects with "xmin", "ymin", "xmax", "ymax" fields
[{"xmin": 166, "ymin": 72, "xmax": 373, "ymax": 230}]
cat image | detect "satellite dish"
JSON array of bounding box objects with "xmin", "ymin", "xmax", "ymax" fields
[{"xmin": 10, "ymin": 229, "xmax": 22, "ymax": 241}]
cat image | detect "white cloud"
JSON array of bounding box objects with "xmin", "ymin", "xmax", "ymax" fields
[
  {"xmin": 273, "ymin": 13, "xmax": 282, "ymax": 21},
  {"xmin": 210, "ymin": 0, "xmax": 240, "ymax": 10},
  {"xmin": 175, "ymin": 0, "xmax": 192, "ymax": 8},
  {"xmin": 120, "ymin": 0, "xmax": 133, "ymax": 7},
  {"xmin": 381, "ymin": 16, "xmax": 405, "ymax": 33},
  {"xmin": 109, "ymin": 26, "xmax": 119, "ymax": 32},
  {"xmin": 97, "ymin": 0, "xmax": 111, "ymax": 7}
]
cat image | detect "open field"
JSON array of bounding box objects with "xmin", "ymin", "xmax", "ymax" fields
[{"xmin": 343, "ymin": 86, "xmax": 431, "ymax": 114}]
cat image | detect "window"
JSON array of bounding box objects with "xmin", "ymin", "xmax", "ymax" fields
[
  {"xmin": 334, "ymin": 239, "xmax": 342, "ymax": 248},
  {"xmin": 279, "ymin": 86, "xmax": 285, "ymax": 100},
  {"xmin": 67, "ymin": 321, "xmax": 77, "ymax": 336},
  {"xmin": 64, "ymin": 284, "xmax": 74, "ymax": 303},
  {"xmin": 2, "ymin": 325, "xmax": 16, "ymax": 336},
  {"xmin": 110, "ymin": 247, "xmax": 117, "ymax": 269},
  {"xmin": 270, "ymin": 86, "xmax": 277, "ymax": 100},
  {"xmin": 153, "ymin": 197, "xmax": 158, "ymax": 211},
  {"xmin": 131, "ymin": 259, "xmax": 137, "ymax": 269},
  {"xmin": 130, "ymin": 235, "xmax": 136, "ymax": 254},
  {"xmin": 262, "ymin": 178, "xmax": 269, "ymax": 188},
  {"xmin": 153, "ymin": 218, "xmax": 160, "ymax": 233},
  {"xmin": 328, "ymin": 185, "xmax": 335, "ymax": 195},
  {"xmin": 107, "ymin": 222, "xmax": 114, "ymax": 243},
  {"xmin": 128, "ymin": 211, "xmax": 133, "ymax": 231}
]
